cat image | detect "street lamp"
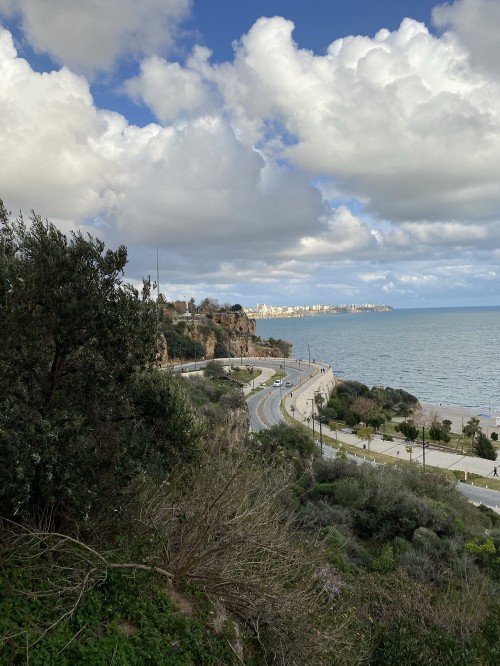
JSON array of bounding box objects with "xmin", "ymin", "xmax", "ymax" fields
[
  {"xmin": 308, "ymin": 344, "xmax": 311, "ymax": 366},
  {"xmin": 318, "ymin": 416, "xmax": 324, "ymax": 456},
  {"xmin": 309, "ymin": 398, "xmax": 315, "ymax": 439}
]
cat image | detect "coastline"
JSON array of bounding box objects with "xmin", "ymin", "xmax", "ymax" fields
[{"xmin": 420, "ymin": 403, "xmax": 500, "ymax": 437}]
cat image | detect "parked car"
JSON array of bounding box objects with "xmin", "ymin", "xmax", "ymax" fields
[{"xmin": 273, "ymin": 379, "xmax": 283, "ymax": 387}]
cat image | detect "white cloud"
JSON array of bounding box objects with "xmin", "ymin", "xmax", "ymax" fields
[
  {"xmin": 0, "ymin": 0, "xmax": 191, "ymax": 74},
  {"xmin": 290, "ymin": 206, "xmax": 378, "ymax": 259},
  {"xmin": 1, "ymin": 4, "xmax": 500, "ymax": 308},
  {"xmin": 358, "ymin": 272, "xmax": 389, "ymax": 283},
  {"xmin": 433, "ymin": 0, "xmax": 500, "ymax": 78},
  {"xmin": 0, "ymin": 26, "xmax": 325, "ymax": 274},
  {"xmin": 125, "ymin": 48, "xmax": 217, "ymax": 123},
  {"xmin": 210, "ymin": 15, "xmax": 500, "ymax": 224}
]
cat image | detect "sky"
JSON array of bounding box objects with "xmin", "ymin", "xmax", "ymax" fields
[{"xmin": 0, "ymin": 0, "xmax": 499, "ymax": 309}]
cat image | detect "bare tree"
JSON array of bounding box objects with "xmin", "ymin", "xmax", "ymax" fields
[{"xmin": 2, "ymin": 450, "xmax": 347, "ymax": 664}]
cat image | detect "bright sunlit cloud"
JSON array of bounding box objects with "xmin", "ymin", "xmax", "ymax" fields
[{"xmin": 0, "ymin": 0, "xmax": 499, "ymax": 307}]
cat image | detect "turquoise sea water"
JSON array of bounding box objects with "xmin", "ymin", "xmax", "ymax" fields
[{"xmin": 256, "ymin": 307, "xmax": 500, "ymax": 410}]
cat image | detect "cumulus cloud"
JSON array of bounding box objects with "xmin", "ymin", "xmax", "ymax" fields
[
  {"xmin": 290, "ymin": 206, "xmax": 378, "ymax": 259},
  {"xmin": 0, "ymin": 26, "xmax": 324, "ymax": 278},
  {"xmin": 433, "ymin": 0, "xmax": 500, "ymax": 78},
  {"xmin": 1, "ymin": 3, "xmax": 500, "ymax": 307},
  {"xmin": 209, "ymin": 14, "xmax": 500, "ymax": 224},
  {"xmin": 124, "ymin": 48, "xmax": 218, "ymax": 123},
  {"xmin": 0, "ymin": 0, "xmax": 191, "ymax": 74}
]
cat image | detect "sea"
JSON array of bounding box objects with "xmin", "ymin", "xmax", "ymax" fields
[{"xmin": 256, "ymin": 306, "xmax": 500, "ymax": 412}]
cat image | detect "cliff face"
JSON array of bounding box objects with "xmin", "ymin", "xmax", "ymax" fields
[
  {"xmin": 211, "ymin": 312, "xmax": 256, "ymax": 336},
  {"xmin": 161, "ymin": 310, "xmax": 289, "ymax": 362}
]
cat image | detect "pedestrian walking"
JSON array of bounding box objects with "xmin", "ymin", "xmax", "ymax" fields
[{"xmin": 494, "ymin": 466, "xmax": 498, "ymax": 477}]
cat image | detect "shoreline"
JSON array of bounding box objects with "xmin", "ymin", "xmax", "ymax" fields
[{"xmin": 420, "ymin": 403, "xmax": 500, "ymax": 437}]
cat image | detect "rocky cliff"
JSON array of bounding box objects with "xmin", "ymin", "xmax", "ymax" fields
[{"xmin": 160, "ymin": 309, "xmax": 291, "ymax": 363}]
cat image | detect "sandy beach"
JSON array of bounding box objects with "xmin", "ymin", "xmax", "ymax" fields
[{"xmin": 420, "ymin": 403, "xmax": 500, "ymax": 437}]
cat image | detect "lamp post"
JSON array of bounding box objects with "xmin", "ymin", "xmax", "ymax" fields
[
  {"xmin": 318, "ymin": 416, "xmax": 324, "ymax": 456},
  {"xmin": 309, "ymin": 398, "xmax": 315, "ymax": 439},
  {"xmin": 308, "ymin": 344, "xmax": 311, "ymax": 366},
  {"xmin": 422, "ymin": 426, "xmax": 426, "ymax": 472}
]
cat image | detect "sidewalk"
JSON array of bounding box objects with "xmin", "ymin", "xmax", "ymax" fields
[{"xmin": 283, "ymin": 366, "xmax": 500, "ymax": 481}]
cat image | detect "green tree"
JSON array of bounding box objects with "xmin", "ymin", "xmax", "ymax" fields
[
  {"xmin": 463, "ymin": 417, "xmax": 481, "ymax": 443},
  {"xmin": 251, "ymin": 422, "xmax": 316, "ymax": 475},
  {"xmin": 474, "ymin": 433, "xmax": 497, "ymax": 461},
  {"xmin": 358, "ymin": 426, "xmax": 374, "ymax": 452},
  {"xmin": 204, "ymin": 360, "xmax": 227, "ymax": 379},
  {"xmin": 0, "ymin": 210, "xmax": 195, "ymax": 522},
  {"xmin": 428, "ymin": 417, "xmax": 451, "ymax": 444},
  {"xmin": 395, "ymin": 420, "xmax": 419, "ymax": 442}
]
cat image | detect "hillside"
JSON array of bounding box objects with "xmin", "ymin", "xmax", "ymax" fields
[
  {"xmin": 1, "ymin": 206, "xmax": 500, "ymax": 665},
  {"xmin": 159, "ymin": 304, "xmax": 291, "ymax": 363}
]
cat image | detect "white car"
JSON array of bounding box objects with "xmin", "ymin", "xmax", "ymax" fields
[{"xmin": 273, "ymin": 379, "xmax": 283, "ymax": 387}]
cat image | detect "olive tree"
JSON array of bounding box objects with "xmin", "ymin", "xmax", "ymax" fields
[{"xmin": 0, "ymin": 207, "xmax": 195, "ymax": 523}]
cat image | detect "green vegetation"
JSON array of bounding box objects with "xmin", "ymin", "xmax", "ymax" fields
[
  {"xmin": 320, "ymin": 380, "xmax": 419, "ymax": 430},
  {"xmin": 2, "ymin": 202, "xmax": 500, "ymax": 664}
]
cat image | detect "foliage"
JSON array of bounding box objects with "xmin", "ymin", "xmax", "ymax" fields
[
  {"xmin": 474, "ymin": 432, "xmax": 498, "ymax": 460},
  {"xmin": 395, "ymin": 420, "xmax": 419, "ymax": 442},
  {"xmin": 2, "ymin": 445, "xmax": 342, "ymax": 665},
  {"xmin": 357, "ymin": 426, "xmax": 374, "ymax": 450},
  {"xmin": 251, "ymin": 422, "xmax": 316, "ymax": 476},
  {"xmin": 0, "ymin": 560, "xmax": 236, "ymax": 665},
  {"xmin": 320, "ymin": 380, "xmax": 419, "ymax": 425},
  {"xmin": 0, "ymin": 210, "xmax": 197, "ymax": 524},
  {"xmin": 203, "ymin": 360, "xmax": 227, "ymax": 379},
  {"xmin": 428, "ymin": 417, "xmax": 452, "ymax": 443},
  {"xmin": 463, "ymin": 417, "xmax": 481, "ymax": 443},
  {"xmin": 161, "ymin": 320, "xmax": 204, "ymax": 360},
  {"xmin": 267, "ymin": 337, "xmax": 292, "ymax": 358}
]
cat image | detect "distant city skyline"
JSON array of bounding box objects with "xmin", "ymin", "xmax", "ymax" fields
[
  {"xmin": 1, "ymin": 1, "xmax": 499, "ymax": 309},
  {"xmin": 245, "ymin": 302, "xmax": 392, "ymax": 318}
]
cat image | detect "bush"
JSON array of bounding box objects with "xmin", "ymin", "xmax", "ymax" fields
[{"xmin": 474, "ymin": 433, "xmax": 498, "ymax": 460}]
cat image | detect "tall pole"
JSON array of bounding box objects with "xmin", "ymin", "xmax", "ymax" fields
[
  {"xmin": 309, "ymin": 398, "xmax": 315, "ymax": 439},
  {"xmin": 422, "ymin": 426, "xmax": 426, "ymax": 471},
  {"xmin": 319, "ymin": 417, "xmax": 323, "ymax": 456},
  {"xmin": 308, "ymin": 344, "xmax": 311, "ymax": 366},
  {"xmin": 156, "ymin": 247, "xmax": 160, "ymax": 300}
]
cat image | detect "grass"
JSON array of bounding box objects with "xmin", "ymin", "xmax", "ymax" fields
[{"xmin": 228, "ymin": 365, "xmax": 261, "ymax": 383}]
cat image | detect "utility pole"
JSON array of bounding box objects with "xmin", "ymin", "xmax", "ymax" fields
[
  {"xmin": 309, "ymin": 398, "xmax": 315, "ymax": 439},
  {"xmin": 156, "ymin": 247, "xmax": 160, "ymax": 300},
  {"xmin": 422, "ymin": 426, "xmax": 426, "ymax": 471},
  {"xmin": 318, "ymin": 417, "xmax": 323, "ymax": 456}
]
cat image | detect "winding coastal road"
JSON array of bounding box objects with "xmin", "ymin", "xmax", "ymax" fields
[{"xmin": 173, "ymin": 357, "xmax": 500, "ymax": 512}]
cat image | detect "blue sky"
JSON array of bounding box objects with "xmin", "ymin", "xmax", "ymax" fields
[{"xmin": 0, "ymin": 0, "xmax": 499, "ymax": 309}]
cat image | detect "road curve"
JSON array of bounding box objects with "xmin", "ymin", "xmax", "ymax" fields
[{"xmin": 171, "ymin": 357, "xmax": 500, "ymax": 511}]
